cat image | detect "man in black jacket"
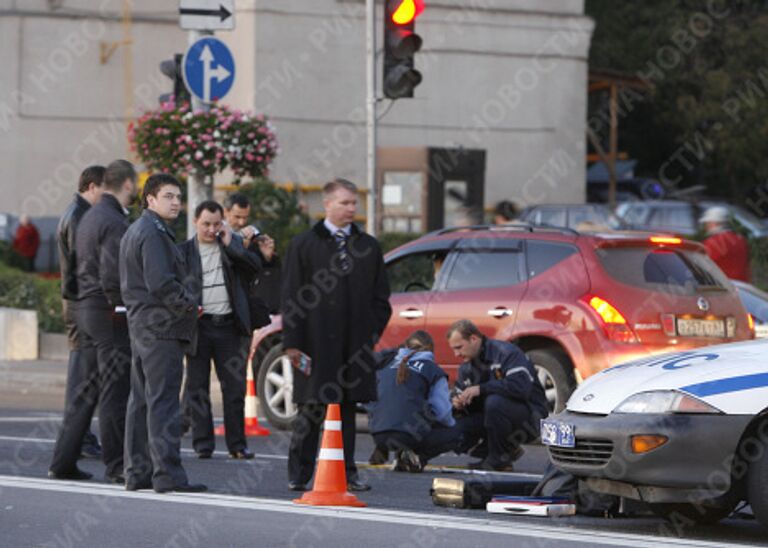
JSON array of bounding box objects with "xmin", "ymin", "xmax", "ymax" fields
[
  {"xmin": 49, "ymin": 166, "xmax": 104, "ymax": 479},
  {"xmin": 120, "ymin": 174, "xmax": 205, "ymax": 494},
  {"xmin": 282, "ymin": 179, "xmax": 392, "ymax": 492},
  {"xmin": 447, "ymin": 319, "xmax": 548, "ymax": 471},
  {"xmin": 180, "ymin": 200, "xmax": 262, "ymax": 459}
]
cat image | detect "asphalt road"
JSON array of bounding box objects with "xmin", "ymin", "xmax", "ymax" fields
[{"xmin": 0, "ymin": 361, "xmax": 766, "ymax": 547}]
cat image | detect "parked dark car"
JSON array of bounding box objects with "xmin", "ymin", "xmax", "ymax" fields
[
  {"xmin": 250, "ymin": 224, "xmax": 752, "ymax": 429},
  {"xmin": 518, "ymin": 204, "xmax": 626, "ymax": 231},
  {"xmin": 616, "ymin": 200, "xmax": 768, "ymax": 238}
]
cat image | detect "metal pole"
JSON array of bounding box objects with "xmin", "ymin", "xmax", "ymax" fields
[
  {"xmin": 608, "ymin": 83, "xmax": 618, "ymax": 210},
  {"xmin": 187, "ymin": 29, "xmax": 213, "ymax": 238},
  {"xmin": 366, "ymin": 0, "xmax": 378, "ymax": 236}
]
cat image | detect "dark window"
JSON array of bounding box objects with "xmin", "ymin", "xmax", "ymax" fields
[
  {"xmin": 444, "ymin": 251, "xmax": 523, "ymax": 290},
  {"xmin": 597, "ymin": 247, "xmax": 729, "ymax": 295},
  {"xmin": 527, "ymin": 241, "xmax": 578, "ymax": 278},
  {"xmin": 386, "ymin": 250, "xmax": 448, "ymax": 293},
  {"xmin": 535, "ymin": 208, "xmax": 566, "ymax": 227},
  {"xmin": 648, "ymin": 206, "xmax": 694, "ymax": 231}
]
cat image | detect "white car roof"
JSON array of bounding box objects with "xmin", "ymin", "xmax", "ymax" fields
[{"xmin": 567, "ymin": 339, "xmax": 768, "ymax": 415}]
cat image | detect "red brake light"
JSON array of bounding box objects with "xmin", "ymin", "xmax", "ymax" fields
[
  {"xmin": 392, "ymin": 0, "xmax": 423, "ymax": 25},
  {"xmin": 586, "ymin": 296, "xmax": 638, "ymax": 343},
  {"xmin": 650, "ymin": 236, "xmax": 682, "ymax": 245}
]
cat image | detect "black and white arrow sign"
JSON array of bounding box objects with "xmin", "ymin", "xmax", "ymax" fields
[{"xmin": 179, "ymin": 1, "xmax": 235, "ymax": 31}]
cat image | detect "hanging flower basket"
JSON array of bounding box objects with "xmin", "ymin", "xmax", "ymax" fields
[{"xmin": 128, "ymin": 100, "xmax": 279, "ymax": 181}]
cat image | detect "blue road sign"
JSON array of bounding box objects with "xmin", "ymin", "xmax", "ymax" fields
[{"xmin": 182, "ymin": 37, "xmax": 235, "ymax": 103}]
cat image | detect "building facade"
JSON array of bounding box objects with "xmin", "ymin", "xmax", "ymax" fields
[{"xmin": 0, "ymin": 0, "xmax": 592, "ymax": 225}]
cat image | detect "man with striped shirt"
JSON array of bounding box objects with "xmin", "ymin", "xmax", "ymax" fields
[{"xmin": 179, "ymin": 201, "xmax": 263, "ymax": 459}]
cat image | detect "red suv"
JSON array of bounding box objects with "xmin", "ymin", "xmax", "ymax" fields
[{"xmin": 251, "ymin": 225, "xmax": 753, "ymax": 429}]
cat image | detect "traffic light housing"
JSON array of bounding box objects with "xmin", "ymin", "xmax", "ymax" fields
[
  {"xmin": 159, "ymin": 53, "xmax": 190, "ymax": 107},
  {"xmin": 383, "ymin": 0, "xmax": 423, "ymax": 99}
]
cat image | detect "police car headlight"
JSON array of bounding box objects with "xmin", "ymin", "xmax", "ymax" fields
[{"xmin": 613, "ymin": 390, "xmax": 723, "ymax": 414}]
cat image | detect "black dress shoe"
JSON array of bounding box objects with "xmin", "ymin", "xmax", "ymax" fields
[
  {"xmin": 48, "ymin": 468, "xmax": 92, "ymax": 481},
  {"xmin": 154, "ymin": 483, "xmax": 208, "ymax": 494},
  {"xmin": 106, "ymin": 474, "xmax": 125, "ymax": 485},
  {"xmin": 288, "ymin": 481, "xmax": 307, "ymax": 492},
  {"xmin": 196, "ymin": 450, "xmax": 213, "ymax": 459},
  {"xmin": 347, "ymin": 479, "xmax": 371, "ymax": 492},
  {"xmin": 125, "ymin": 479, "xmax": 152, "ymax": 491},
  {"xmin": 229, "ymin": 449, "xmax": 255, "ymax": 460},
  {"xmin": 80, "ymin": 445, "xmax": 102, "ymax": 460}
]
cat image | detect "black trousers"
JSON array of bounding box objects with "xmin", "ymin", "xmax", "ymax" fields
[
  {"xmin": 50, "ymin": 300, "xmax": 100, "ymax": 475},
  {"xmin": 454, "ymin": 395, "xmax": 537, "ymax": 465},
  {"xmin": 124, "ymin": 336, "xmax": 188, "ymax": 490},
  {"xmin": 77, "ymin": 301, "xmax": 131, "ymax": 478},
  {"xmin": 372, "ymin": 425, "xmax": 462, "ymax": 464},
  {"xmin": 185, "ymin": 316, "xmax": 248, "ymax": 453},
  {"xmin": 61, "ymin": 299, "xmax": 99, "ymax": 450},
  {"xmin": 288, "ymin": 402, "xmax": 358, "ymax": 485}
]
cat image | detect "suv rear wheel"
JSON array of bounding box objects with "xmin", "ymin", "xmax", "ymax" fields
[
  {"xmin": 527, "ymin": 349, "xmax": 576, "ymax": 414},
  {"xmin": 256, "ymin": 344, "xmax": 298, "ymax": 430}
]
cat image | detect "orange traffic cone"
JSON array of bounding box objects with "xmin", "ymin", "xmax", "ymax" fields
[
  {"xmin": 214, "ymin": 364, "xmax": 270, "ymax": 437},
  {"xmin": 293, "ymin": 404, "xmax": 366, "ymax": 507}
]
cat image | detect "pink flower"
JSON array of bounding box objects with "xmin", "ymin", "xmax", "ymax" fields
[{"xmin": 179, "ymin": 145, "xmax": 186, "ymax": 152}]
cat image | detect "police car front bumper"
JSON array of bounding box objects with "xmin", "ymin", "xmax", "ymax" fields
[{"xmin": 543, "ymin": 411, "xmax": 751, "ymax": 501}]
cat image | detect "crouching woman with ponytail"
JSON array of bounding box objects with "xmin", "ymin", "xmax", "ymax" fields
[{"xmin": 368, "ymin": 330, "xmax": 461, "ymax": 472}]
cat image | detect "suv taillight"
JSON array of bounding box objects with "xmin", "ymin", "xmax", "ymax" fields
[{"xmin": 585, "ymin": 295, "xmax": 638, "ymax": 344}]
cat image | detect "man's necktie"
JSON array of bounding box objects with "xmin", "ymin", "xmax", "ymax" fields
[{"xmin": 334, "ymin": 230, "xmax": 350, "ymax": 272}]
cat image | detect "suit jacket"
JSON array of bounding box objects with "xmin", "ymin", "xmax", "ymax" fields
[
  {"xmin": 281, "ymin": 221, "xmax": 392, "ymax": 403},
  {"xmin": 57, "ymin": 193, "xmax": 90, "ymax": 300},
  {"xmin": 179, "ymin": 234, "xmax": 262, "ymax": 350},
  {"xmin": 76, "ymin": 193, "xmax": 129, "ymax": 306},
  {"xmin": 119, "ymin": 209, "xmax": 196, "ymax": 342}
]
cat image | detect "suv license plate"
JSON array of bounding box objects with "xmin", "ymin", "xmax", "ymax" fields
[
  {"xmin": 676, "ymin": 318, "xmax": 725, "ymax": 338},
  {"xmin": 540, "ymin": 419, "xmax": 575, "ymax": 448}
]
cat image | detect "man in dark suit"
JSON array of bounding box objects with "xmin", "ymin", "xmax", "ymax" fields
[
  {"xmin": 282, "ymin": 178, "xmax": 392, "ymax": 492},
  {"xmin": 120, "ymin": 174, "xmax": 205, "ymax": 493},
  {"xmin": 48, "ymin": 166, "xmax": 105, "ymax": 480},
  {"xmin": 179, "ymin": 201, "xmax": 262, "ymax": 459}
]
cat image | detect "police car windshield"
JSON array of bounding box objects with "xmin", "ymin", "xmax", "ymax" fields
[{"xmin": 596, "ymin": 247, "xmax": 729, "ymax": 295}]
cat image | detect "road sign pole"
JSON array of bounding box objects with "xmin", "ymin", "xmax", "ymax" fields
[
  {"xmin": 187, "ymin": 29, "xmax": 213, "ymax": 239},
  {"xmin": 366, "ymin": 0, "xmax": 378, "ymax": 236}
]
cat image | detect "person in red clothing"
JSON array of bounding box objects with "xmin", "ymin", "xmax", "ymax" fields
[
  {"xmin": 700, "ymin": 206, "xmax": 751, "ymax": 282},
  {"xmin": 12, "ymin": 214, "xmax": 40, "ymax": 272}
]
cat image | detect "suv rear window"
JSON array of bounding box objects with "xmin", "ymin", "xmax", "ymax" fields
[{"xmin": 596, "ymin": 247, "xmax": 729, "ymax": 294}]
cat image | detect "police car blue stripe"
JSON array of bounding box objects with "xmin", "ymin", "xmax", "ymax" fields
[{"xmin": 681, "ymin": 373, "xmax": 768, "ymax": 398}]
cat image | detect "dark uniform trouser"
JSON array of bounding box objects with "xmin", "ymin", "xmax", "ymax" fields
[
  {"xmin": 288, "ymin": 402, "xmax": 358, "ymax": 485},
  {"xmin": 454, "ymin": 394, "xmax": 537, "ymax": 465},
  {"xmin": 50, "ymin": 300, "xmax": 100, "ymax": 475},
  {"xmin": 78, "ymin": 300, "xmax": 131, "ymax": 478},
  {"xmin": 372, "ymin": 426, "xmax": 462, "ymax": 463},
  {"xmin": 124, "ymin": 336, "xmax": 188, "ymax": 490},
  {"xmin": 185, "ymin": 316, "xmax": 248, "ymax": 454},
  {"xmin": 62, "ymin": 299, "xmax": 100, "ymax": 451}
]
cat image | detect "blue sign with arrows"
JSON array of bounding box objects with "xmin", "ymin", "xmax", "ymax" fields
[{"xmin": 182, "ymin": 37, "xmax": 235, "ymax": 103}]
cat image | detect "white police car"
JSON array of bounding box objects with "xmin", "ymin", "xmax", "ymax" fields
[{"xmin": 541, "ymin": 338, "xmax": 768, "ymax": 527}]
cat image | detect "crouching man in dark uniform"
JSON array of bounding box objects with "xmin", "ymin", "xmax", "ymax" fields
[
  {"xmin": 119, "ymin": 174, "xmax": 206, "ymax": 493},
  {"xmin": 447, "ymin": 319, "xmax": 548, "ymax": 471},
  {"xmin": 180, "ymin": 200, "xmax": 263, "ymax": 459}
]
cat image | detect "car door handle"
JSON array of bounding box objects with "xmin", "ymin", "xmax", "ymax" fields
[
  {"xmin": 399, "ymin": 309, "xmax": 424, "ymax": 319},
  {"xmin": 488, "ymin": 308, "xmax": 513, "ymax": 318}
]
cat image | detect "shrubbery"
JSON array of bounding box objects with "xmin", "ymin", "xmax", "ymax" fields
[{"xmin": 0, "ymin": 262, "xmax": 63, "ymax": 333}]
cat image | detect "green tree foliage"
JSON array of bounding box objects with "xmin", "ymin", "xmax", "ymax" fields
[{"xmin": 586, "ymin": 1, "xmax": 768, "ymax": 206}]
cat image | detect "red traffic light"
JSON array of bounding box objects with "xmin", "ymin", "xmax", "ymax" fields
[{"xmin": 391, "ymin": 0, "xmax": 424, "ymax": 25}]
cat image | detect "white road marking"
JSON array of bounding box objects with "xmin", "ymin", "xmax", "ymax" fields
[{"xmin": 0, "ymin": 475, "xmax": 746, "ymax": 547}]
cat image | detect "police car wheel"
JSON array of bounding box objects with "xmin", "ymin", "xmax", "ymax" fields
[
  {"xmin": 647, "ymin": 502, "xmax": 734, "ymax": 525},
  {"xmin": 747, "ymin": 421, "xmax": 768, "ymax": 529},
  {"xmin": 527, "ymin": 349, "xmax": 576, "ymax": 414},
  {"xmin": 256, "ymin": 344, "xmax": 298, "ymax": 430}
]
